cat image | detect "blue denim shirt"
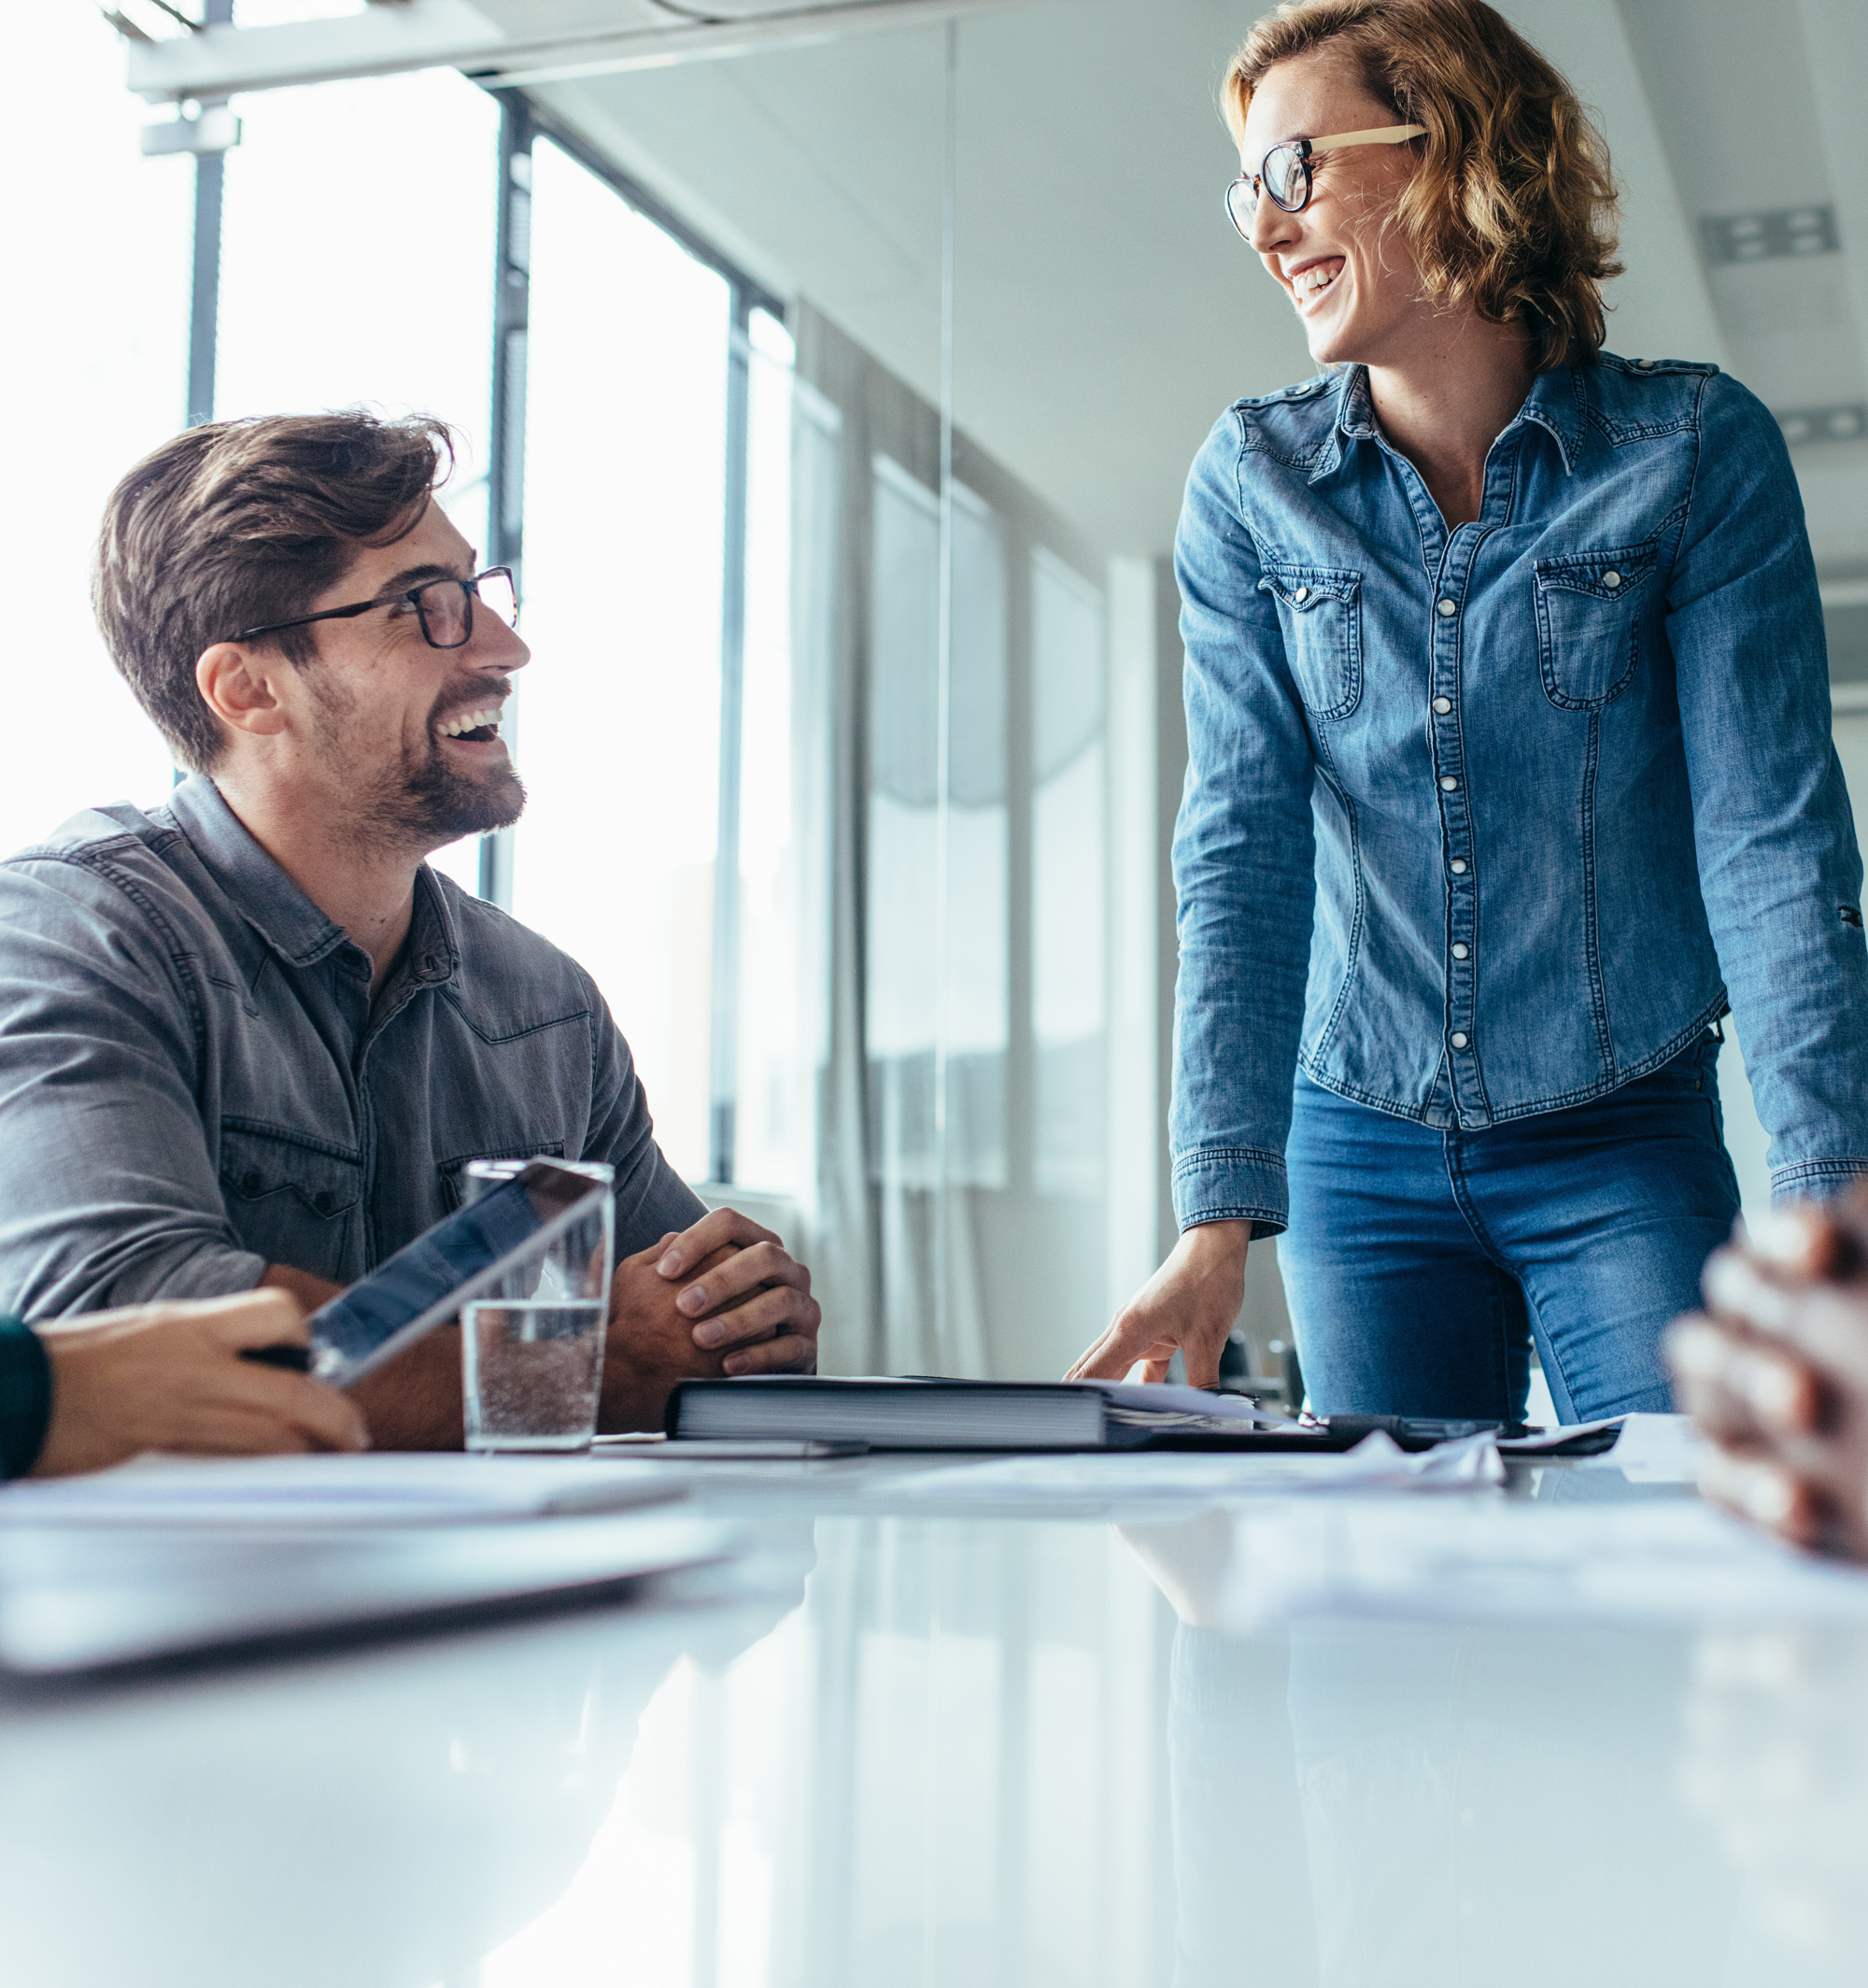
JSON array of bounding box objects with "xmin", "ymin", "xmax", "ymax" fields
[
  {"xmin": 0, "ymin": 775, "xmax": 703, "ymax": 1317},
  {"xmin": 1171, "ymin": 354, "xmax": 1868, "ymax": 1235}
]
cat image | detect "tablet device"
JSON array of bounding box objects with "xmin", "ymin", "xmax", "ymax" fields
[{"xmin": 308, "ymin": 1159, "xmax": 612, "ymax": 1386}]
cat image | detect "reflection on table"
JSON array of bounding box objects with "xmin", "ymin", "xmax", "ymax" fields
[{"xmin": 3, "ymin": 1472, "xmax": 1868, "ymax": 1986}]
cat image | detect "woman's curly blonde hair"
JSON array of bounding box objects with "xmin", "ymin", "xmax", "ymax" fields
[{"xmin": 1224, "ymin": 0, "xmax": 1622, "ymax": 370}]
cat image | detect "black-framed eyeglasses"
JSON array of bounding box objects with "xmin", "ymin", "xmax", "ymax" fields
[
  {"xmin": 234, "ymin": 566, "xmax": 519, "ymax": 650},
  {"xmin": 1225, "ymin": 124, "xmax": 1427, "ymax": 238}
]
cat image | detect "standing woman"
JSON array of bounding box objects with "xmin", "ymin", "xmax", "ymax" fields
[{"xmin": 1068, "ymin": 0, "xmax": 1868, "ymax": 1421}]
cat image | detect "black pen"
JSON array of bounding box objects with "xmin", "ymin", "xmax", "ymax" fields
[{"xmin": 239, "ymin": 1343, "xmax": 314, "ymax": 1372}]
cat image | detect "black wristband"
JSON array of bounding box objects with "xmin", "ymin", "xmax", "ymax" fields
[{"xmin": 0, "ymin": 1316, "xmax": 52, "ymax": 1480}]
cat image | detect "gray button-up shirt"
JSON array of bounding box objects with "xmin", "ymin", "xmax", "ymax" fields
[{"xmin": 0, "ymin": 775, "xmax": 704, "ymax": 1319}]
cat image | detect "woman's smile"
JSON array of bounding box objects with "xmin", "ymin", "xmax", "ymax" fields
[{"xmin": 1287, "ymin": 255, "xmax": 1347, "ymax": 311}]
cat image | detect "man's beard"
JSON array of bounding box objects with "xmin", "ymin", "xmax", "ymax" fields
[
  {"xmin": 385, "ymin": 733, "xmax": 527, "ymax": 847},
  {"xmin": 317, "ymin": 675, "xmax": 526, "ymax": 856}
]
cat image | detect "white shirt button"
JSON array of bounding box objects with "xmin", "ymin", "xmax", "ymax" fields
[
  {"xmin": 1439, "ymin": 775, "xmax": 1459, "ymax": 791},
  {"xmin": 1450, "ymin": 859, "xmax": 1467, "ymax": 873},
  {"xmin": 1451, "ymin": 1032, "xmax": 1469, "ymax": 1049},
  {"xmin": 1437, "ymin": 599, "xmax": 1457, "ymax": 617},
  {"xmin": 1452, "ymin": 943, "xmax": 1469, "ymax": 959},
  {"xmin": 1637, "ymin": 358, "xmax": 1654, "ymax": 369},
  {"xmin": 1433, "ymin": 696, "xmax": 1452, "ymax": 715},
  {"xmin": 1293, "ymin": 586, "xmax": 1309, "ymax": 603},
  {"xmin": 1603, "ymin": 571, "xmax": 1621, "ymax": 589}
]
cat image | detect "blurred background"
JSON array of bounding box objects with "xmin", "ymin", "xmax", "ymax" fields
[{"xmin": 6, "ymin": 0, "xmax": 1866, "ymax": 1384}]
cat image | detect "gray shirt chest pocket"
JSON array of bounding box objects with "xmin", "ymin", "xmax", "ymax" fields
[
  {"xmin": 1259, "ymin": 564, "xmax": 1363, "ymax": 719},
  {"xmin": 437, "ymin": 1141, "xmax": 567, "ymax": 1212},
  {"xmin": 1533, "ymin": 542, "xmax": 1660, "ymax": 710},
  {"xmin": 219, "ymin": 1121, "xmax": 363, "ymax": 1282}
]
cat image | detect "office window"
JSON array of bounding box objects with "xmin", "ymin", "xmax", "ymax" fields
[
  {"xmin": 731, "ymin": 309, "xmax": 805, "ymax": 1193},
  {"xmin": 866, "ymin": 460, "xmax": 1010, "ymax": 1189},
  {"xmin": 516, "ymin": 135, "xmax": 730, "ymax": 1184},
  {"xmin": 3, "ymin": 7, "xmax": 191, "ymax": 858},
  {"xmin": 214, "ymin": 65, "xmax": 499, "ymax": 896},
  {"xmin": 866, "ymin": 457, "xmax": 942, "ymax": 1186},
  {"xmin": 29, "ymin": 46, "xmax": 812, "ymax": 1205},
  {"xmin": 1031, "ymin": 547, "xmax": 1108, "ymax": 1199},
  {"xmin": 948, "ymin": 484, "xmax": 1012, "ymax": 1187}
]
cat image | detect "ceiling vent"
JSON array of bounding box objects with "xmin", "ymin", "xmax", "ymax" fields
[{"xmin": 1701, "ymin": 205, "xmax": 1840, "ymax": 265}]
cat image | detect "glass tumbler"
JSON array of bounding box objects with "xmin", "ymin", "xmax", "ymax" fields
[{"xmin": 460, "ymin": 1158, "xmax": 616, "ymax": 1453}]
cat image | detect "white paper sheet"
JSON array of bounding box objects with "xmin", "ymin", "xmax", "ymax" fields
[
  {"xmin": 1210, "ymin": 1494, "xmax": 1868, "ymax": 1626},
  {"xmin": 880, "ymin": 1430, "xmax": 1505, "ymax": 1507},
  {"xmin": 1093, "ymin": 1384, "xmax": 1296, "ymax": 1429},
  {"xmin": 0, "ymin": 1453, "xmax": 688, "ymax": 1527},
  {"xmin": 1576, "ymin": 1411, "xmax": 1705, "ymax": 1483}
]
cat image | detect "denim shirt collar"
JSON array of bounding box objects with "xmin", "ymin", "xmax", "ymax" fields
[
  {"xmin": 167, "ymin": 774, "xmax": 460, "ymax": 987},
  {"xmin": 1319, "ymin": 362, "xmax": 1586, "ymax": 481},
  {"xmin": 1514, "ymin": 364, "xmax": 1586, "ymax": 474}
]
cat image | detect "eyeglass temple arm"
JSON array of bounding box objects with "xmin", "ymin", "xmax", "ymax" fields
[{"xmin": 1304, "ymin": 124, "xmax": 1428, "ymax": 157}]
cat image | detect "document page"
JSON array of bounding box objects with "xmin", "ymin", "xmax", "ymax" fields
[
  {"xmin": 1209, "ymin": 1495, "xmax": 1868, "ymax": 1628},
  {"xmin": 0, "ymin": 1454, "xmax": 687, "ymax": 1527},
  {"xmin": 1577, "ymin": 1411, "xmax": 1705, "ymax": 1483},
  {"xmin": 880, "ymin": 1430, "xmax": 1504, "ymax": 1509}
]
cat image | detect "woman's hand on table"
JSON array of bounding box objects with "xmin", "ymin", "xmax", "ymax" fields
[
  {"xmin": 1064, "ymin": 1221, "xmax": 1251, "ymax": 1389},
  {"xmin": 1667, "ymin": 1192, "xmax": 1868, "ymax": 1559},
  {"xmin": 31, "ymin": 1288, "xmax": 368, "ymax": 1476}
]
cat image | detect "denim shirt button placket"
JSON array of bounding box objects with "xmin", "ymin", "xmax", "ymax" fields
[{"xmin": 1432, "ymin": 568, "xmax": 1484, "ymax": 1124}]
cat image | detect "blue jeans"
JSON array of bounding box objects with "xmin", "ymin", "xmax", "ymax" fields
[{"xmin": 1278, "ymin": 1030, "xmax": 1740, "ymax": 1422}]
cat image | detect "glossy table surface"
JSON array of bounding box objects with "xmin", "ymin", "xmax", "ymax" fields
[{"xmin": 4, "ymin": 1453, "xmax": 1867, "ymax": 1988}]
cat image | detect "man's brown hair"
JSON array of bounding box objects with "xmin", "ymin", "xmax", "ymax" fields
[
  {"xmin": 92, "ymin": 410, "xmax": 456, "ymax": 772},
  {"xmin": 1224, "ymin": 0, "xmax": 1623, "ymax": 371}
]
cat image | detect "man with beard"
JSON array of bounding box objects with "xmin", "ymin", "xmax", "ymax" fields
[{"xmin": 0, "ymin": 412, "xmax": 819, "ymax": 1445}]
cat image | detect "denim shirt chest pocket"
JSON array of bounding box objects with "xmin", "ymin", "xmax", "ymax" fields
[
  {"xmin": 1533, "ymin": 538, "xmax": 1662, "ymax": 710},
  {"xmin": 219, "ymin": 1120, "xmax": 363, "ymax": 1282},
  {"xmin": 1258, "ymin": 563, "xmax": 1363, "ymax": 720}
]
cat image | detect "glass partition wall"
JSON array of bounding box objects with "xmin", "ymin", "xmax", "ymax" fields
[
  {"xmin": 510, "ymin": 16, "xmax": 1124, "ymax": 1379},
  {"xmin": 30, "ymin": 5, "xmax": 1153, "ymax": 1384}
]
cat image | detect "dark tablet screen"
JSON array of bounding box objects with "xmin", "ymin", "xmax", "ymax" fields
[{"xmin": 307, "ymin": 1161, "xmax": 602, "ymax": 1377}]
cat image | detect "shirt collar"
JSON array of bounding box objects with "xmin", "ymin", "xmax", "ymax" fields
[
  {"xmin": 168, "ymin": 774, "xmax": 349, "ymax": 968},
  {"xmin": 167, "ymin": 774, "xmax": 460, "ymax": 986},
  {"xmin": 1322, "ymin": 362, "xmax": 1585, "ymax": 478},
  {"xmin": 1308, "ymin": 367, "xmax": 1375, "ymax": 482},
  {"xmin": 1335, "ymin": 365, "xmax": 1378, "ymax": 442},
  {"xmin": 1513, "ymin": 363, "xmax": 1586, "ymax": 475},
  {"xmin": 405, "ymin": 864, "xmax": 462, "ymax": 987}
]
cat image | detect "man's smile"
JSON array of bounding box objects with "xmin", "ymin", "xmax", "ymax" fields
[{"xmin": 432, "ymin": 700, "xmax": 507, "ymax": 754}]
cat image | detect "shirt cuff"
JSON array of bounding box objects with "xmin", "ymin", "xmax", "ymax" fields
[
  {"xmin": 0, "ymin": 1316, "xmax": 51, "ymax": 1480},
  {"xmin": 1770, "ymin": 1160, "xmax": 1868, "ymax": 1204},
  {"xmin": 1171, "ymin": 1146, "xmax": 1288, "ymax": 1240}
]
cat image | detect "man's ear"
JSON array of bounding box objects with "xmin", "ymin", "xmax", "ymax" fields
[{"xmin": 196, "ymin": 643, "xmax": 289, "ymax": 738}]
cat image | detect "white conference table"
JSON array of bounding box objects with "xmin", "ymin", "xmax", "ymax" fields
[{"xmin": 1, "ymin": 1452, "xmax": 1865, "ymax": 1988}]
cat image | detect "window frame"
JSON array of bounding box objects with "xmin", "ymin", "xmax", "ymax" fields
[{"xmin": 478, "ymin": 89, "xmax": 787, "ymax": 1189}]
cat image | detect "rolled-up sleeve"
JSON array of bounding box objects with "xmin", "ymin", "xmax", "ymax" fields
[
  {"xmin": 1669, "ymin": 375, "xmax": 1868, "ymax": 1202},
  {"xmin": 0, "ymin": 851, "xmax": 266, "ymax": 1318},
  {"xmin": 1169, "ymin": 419, "xmax": 1321, "ymax": 1237}
]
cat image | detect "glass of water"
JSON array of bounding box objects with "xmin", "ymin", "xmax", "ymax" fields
[{"xmin": 460, "ymin": 1158, "xmax": 616, "ymax": 1453}]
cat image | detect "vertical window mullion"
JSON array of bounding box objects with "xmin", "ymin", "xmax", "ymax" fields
[
  {"xmin": 482, "ymin": 91, "xmax": 532, "ymax": 909},
  {"xmin": 709, "ymin": 290, "xmax": 754, "ymax": 1183}
]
